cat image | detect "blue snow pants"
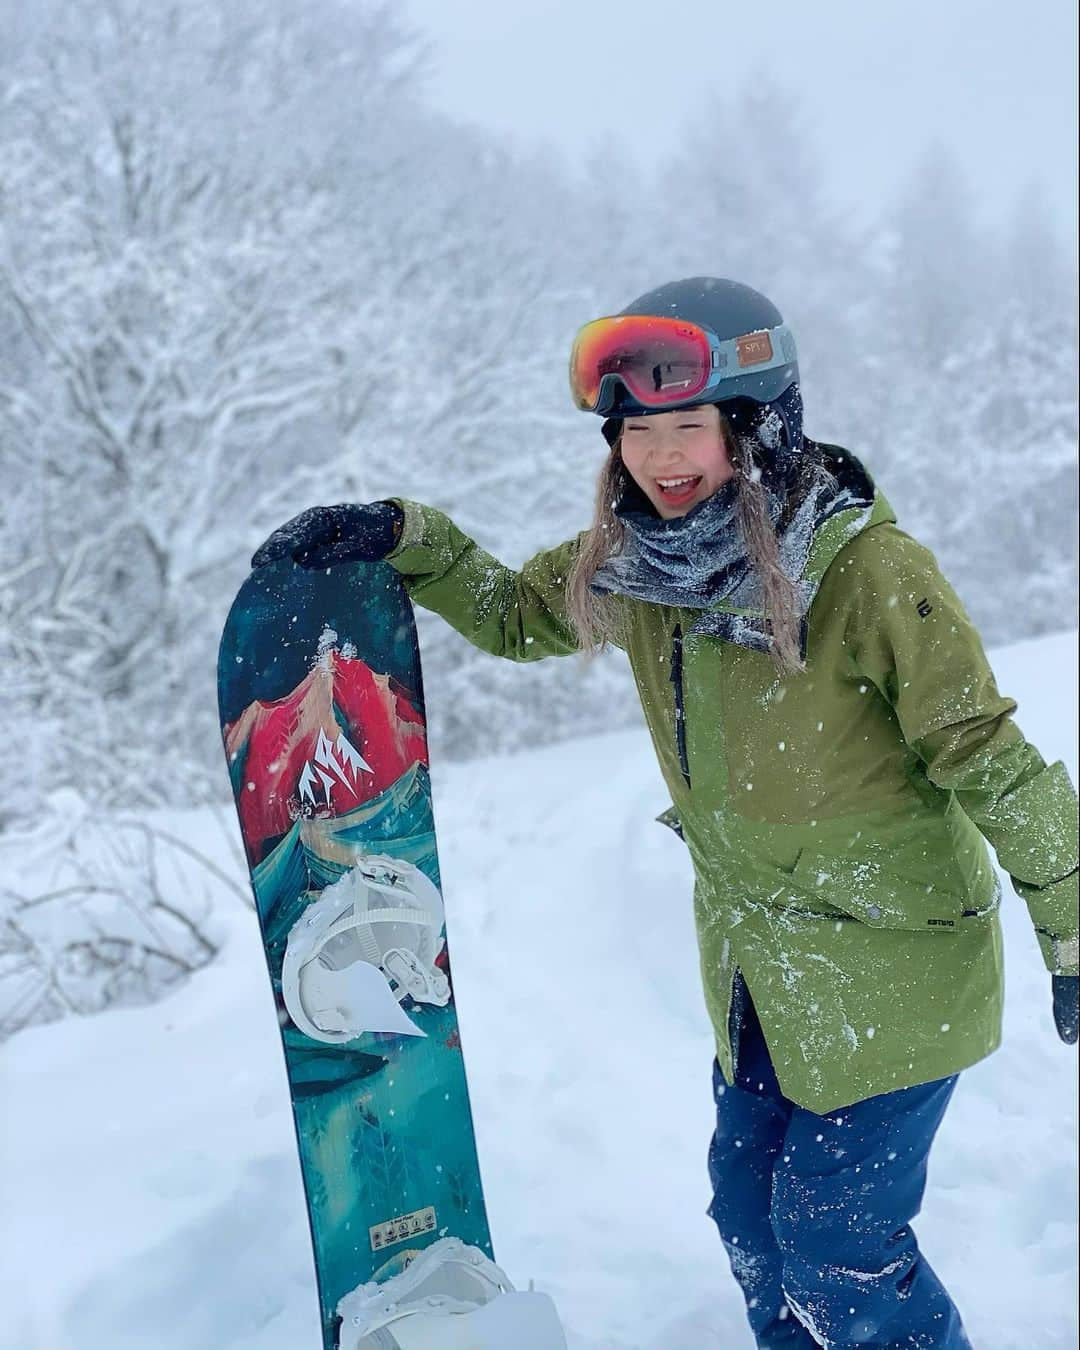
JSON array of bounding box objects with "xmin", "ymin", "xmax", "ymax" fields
[{"xmin": 707, "ymin": 972, "xmax": 973, "ymax": 1348}]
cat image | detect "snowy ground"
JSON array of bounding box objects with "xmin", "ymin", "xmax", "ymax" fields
[{"xmin": 2, "ymin": 631, "xmax": 1077, "ymax": 1350}]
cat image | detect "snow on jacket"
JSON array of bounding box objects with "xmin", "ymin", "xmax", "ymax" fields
[{"xmin": 384, "ymin": 447, "xmax": 1079, "ymax": 1112}]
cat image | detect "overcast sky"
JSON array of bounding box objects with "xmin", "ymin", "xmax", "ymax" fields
[{"xmin": 401, "ymin": 0, "xmax": 1078, "ymax": 237}]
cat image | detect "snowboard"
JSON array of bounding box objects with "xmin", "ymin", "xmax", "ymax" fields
[{"xmin": 217, "ymin": 557, "xmax": 491, "ymax": 1350}]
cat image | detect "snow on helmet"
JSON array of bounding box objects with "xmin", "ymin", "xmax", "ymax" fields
[
  {"xmin": 594, "ymin": 277, "xmax": 803, "ymax": 459},
  {"xmin": 282, "ymin": 854, "xmax": 449, "ymax": 1044}
]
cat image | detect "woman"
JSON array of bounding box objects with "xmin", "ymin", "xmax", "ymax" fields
[{"xmin": 254, "ymin": 277, "xmax": 1078, "ymax": 1348}]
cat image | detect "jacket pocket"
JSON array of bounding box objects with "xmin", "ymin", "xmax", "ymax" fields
[{"xmin": 790, "ymin": 850, "xmax": 965, "ymax": 933}]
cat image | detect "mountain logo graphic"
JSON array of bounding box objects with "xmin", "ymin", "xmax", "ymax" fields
[{"xmin": 298, "ymin": 728, "xmax": 373, "ymax": 808}]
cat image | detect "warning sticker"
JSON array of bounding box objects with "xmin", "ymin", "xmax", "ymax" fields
[{"xmin": 369, "ymin": 1206, "xmax": 438, "ymax": 1253}]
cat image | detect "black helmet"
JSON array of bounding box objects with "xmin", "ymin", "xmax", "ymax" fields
[{"xmin": 598, "ymin": 276, "xmax": 802, "ymax": 457}]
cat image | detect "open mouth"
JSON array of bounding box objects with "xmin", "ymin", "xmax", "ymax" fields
[{"xmin": 655, "ymin": 475, "xmax": 703, "ymax": 505}]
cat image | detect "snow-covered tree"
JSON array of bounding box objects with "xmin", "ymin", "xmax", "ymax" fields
[
  {"xmin": 861, "ymin": 148, "xmax": 1077, "ymax": 639},
  {"xmin": 0, "ymin": 0, "xmax": 428, "ymax": 810}
]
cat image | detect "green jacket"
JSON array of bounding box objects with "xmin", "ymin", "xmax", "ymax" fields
[{"xmin": 385, "ymin": 452, "xmax": 1079, "ymax": 1112}]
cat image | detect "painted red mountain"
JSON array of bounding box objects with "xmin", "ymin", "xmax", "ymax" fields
[{"xmin": 223, "ymin": 648, "xmax": 427, "ymax": 858}]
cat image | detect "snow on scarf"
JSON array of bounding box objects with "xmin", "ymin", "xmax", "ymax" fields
[{"xmin": 589, "ymin": 462, "xmax": 861, "ymax": 655}]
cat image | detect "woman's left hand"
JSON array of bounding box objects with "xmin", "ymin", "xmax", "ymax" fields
[{"xmin": 1052, "ymin": 975, "xmax": 1079, "ymax": 1044}]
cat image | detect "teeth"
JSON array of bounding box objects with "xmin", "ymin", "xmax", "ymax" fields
[{"xmin": 657, "ymin": 477, "xmax": 698, "ymax": 488}]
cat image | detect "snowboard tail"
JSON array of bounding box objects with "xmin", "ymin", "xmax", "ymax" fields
[{"xmin": 217, "ymin": 559, "xmax": 491, "ymax": 1349}]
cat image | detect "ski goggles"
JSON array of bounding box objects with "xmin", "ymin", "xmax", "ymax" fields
[{"xmin": 569, "ymin": 313, "xmax": 796, "ymax": 416}]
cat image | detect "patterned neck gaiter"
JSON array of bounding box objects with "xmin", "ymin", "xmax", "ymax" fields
[
  {"xmin": 589, "ymin": 463, "xmax": 855, "ymax": 654},
  {"xmin": 588, "ymin": 476, "xmax": 777, "ymax": 609}
]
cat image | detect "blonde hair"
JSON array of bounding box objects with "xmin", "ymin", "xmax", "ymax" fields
[{"xmin": 565, "ymin": 411, "xmax": 807, "ymax": 676}]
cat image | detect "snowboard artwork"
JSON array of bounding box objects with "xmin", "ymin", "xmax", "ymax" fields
[{"xmin": 217, "ymin": 558, "xmax": 491, "ymax": 1350}]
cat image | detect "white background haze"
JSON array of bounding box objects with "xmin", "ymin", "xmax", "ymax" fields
[{"xmin": 403, "ymin": 0, "xmax": 1079, "ymax": 234}]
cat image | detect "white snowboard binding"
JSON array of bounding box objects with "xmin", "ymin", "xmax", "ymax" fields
[
  {"xmin": 282, "ymin": 854, "xmax": 450, "ymax": 1043},
  {"xmin": 337, "ymin": 1238, "xmax": 568, "ymax": 1350}
]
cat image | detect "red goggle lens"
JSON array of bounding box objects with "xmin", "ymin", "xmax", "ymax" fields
[{"xmin": 569, "ymin": 315, "xmax": 712, "ymax": 412}]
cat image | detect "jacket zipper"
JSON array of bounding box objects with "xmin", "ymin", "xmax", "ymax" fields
[{"xmin": 671, "ymin": 623, "xmax": 691, "ymax": 789}]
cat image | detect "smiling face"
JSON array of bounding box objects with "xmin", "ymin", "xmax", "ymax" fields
[{"xmin": 618, "ymin": 404, "xmax": 735, "ymax": 518}]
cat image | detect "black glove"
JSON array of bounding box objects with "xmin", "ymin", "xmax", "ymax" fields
[
  {"xmin": 251, "ymin": 502, "xmax": 403, "ymax": 570},
  {"xmin": 1052, "ymin": 974, "xmax": 1079, "ymax": 1045}
]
